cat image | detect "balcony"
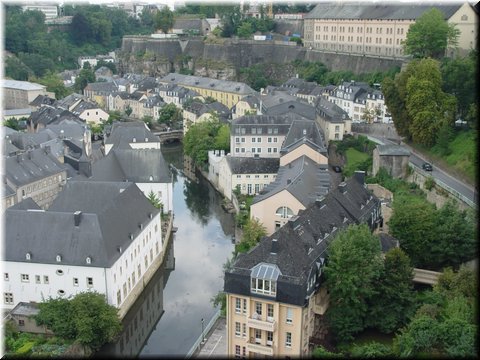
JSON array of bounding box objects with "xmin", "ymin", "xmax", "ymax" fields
[
  {"xmin": 247, "ymin": 315, "xmax": 276, "ymax": 332},
  {"xmin": 246, "ymin": 339, "xmax": 274, "ymax": 356}
]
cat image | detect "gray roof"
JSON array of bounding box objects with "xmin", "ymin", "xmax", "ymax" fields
[
  {"xmin": 29, "ymin": 94, "xmax": 56, "ymax": 107},
  {"xmin": 225, "ymin": 175, "xmax": 382, "ymax": 306},
  {"xmin": 315, "ymin": 97, "xmax": 350, "ymax": 123},
  {"xmin": 232, "ymin": 114, "xmax": 296, "ymax": 135},
  {"xmin": 265, "ymin": 100, "xmax": 316, "ymax": 120},
  {"xmin": 4, "ymin": 108, "xmax": 32, "ymax": 117},
  {"xmin": 1, "ymin": 79, "xmax": 45, "ymax": 91},
  {"xmin": 28, "ymin": 107, "xmax": 85, "ymax": 128},
  {"xmin": 11, "ymin": 302, "xmax": 40, "ymax": 317},
  {"xmin": 173, "ymin": 18, "xmax": 203, "ymax": 30},
  {"xmin": 104, "ymin": 121, "xmax": 160, "ymax": 147},
  {"xmin": 260, "ymin": 92, "xmax": 298, "ymax": 110},
  {"xmin": 186, "ymin": 101, "xmax": 229, "ymax": 117},
  {"xmin": 305, "ymin": 2, "xmax": 462, "ymax": 20},
  {"xmin": 226, "ymin": 157, "xmax": 280, "ymax": 175},
  {"xmin": 376, "ymin": 145, "xmax": 410, "ymax": 156},
  {"xmin": 84, "ymin": 81, "xmax": 118, "ymax": 93},
  {"xmin": 281, "ymin": 118, "xmax": 327, "ymax": 154},
  {"xmin": 78, "ymin": 148, "xmax": 171, "ymax": 183},
  {"xmin": 379, "ymin": 232, "xmax": 399, "ymax": 253},
  {"xmin": 253, "ymin": 155, "xmax": 330, "ymax": 206},
  {"xmin": 8, "ymin": 197, "xmax": 41, "ymax": 210},
  {"xmin": 7, "ymin": 129, "xmax": 57, "ymax": 150},
  {"xmin": 159, "ymin": 73, "xmax": 255, "ymax": 96},
  {"xmin": 56, "ymin": 93, "xmax": 87, "ymax": 110},
  {"xmin": 4, "ymin": 147, "xmax": 67, "ymax": 187},
  {"xmin": 5, "ymin": 181, "xmax": 159, "ymax": 268},
  {"xmin": 2, "ymin": 183, "xmax": 16, "ymax": 198}
]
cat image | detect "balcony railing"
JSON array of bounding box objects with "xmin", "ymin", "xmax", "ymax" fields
[
  {"xmin": 247, "ymin": 316, "xmax": 276, "ymax": 332},
  {"xmin": 246, "ymin": 340, "xmax": 274, "ymax": 356}
]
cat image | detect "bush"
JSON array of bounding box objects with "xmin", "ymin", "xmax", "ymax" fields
[
  {"xmin": 16, "ymin": 341, "xmax": 36, "ymax": 355},
  {"xmin": 350, "ymin": 342, "xmax": 392, "ymax": 357},
  {"xmin": 424, "ymin": 176, "xmax": 435, "ymax": 191}
]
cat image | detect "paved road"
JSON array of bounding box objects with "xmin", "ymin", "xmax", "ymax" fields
[{"xmin": 366, "ymin": 135, "xmax": 477, "ymax": 206}]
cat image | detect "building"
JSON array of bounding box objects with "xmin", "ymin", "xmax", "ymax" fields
[
  {"xmin": 107, "ymin": 91, "xmax": 149, "ymax": 120},
  {"xmin": 21, "ymin": 5, "xmax": 58, "ymax": 19},
  {"xmin": 83, "ymin": 81, "xmax": 118, "ymax": 109},
  {"xmin": 183, "ymin": 101, "xmax": 230, "ymax": 134},
  {"xmin": 2, "ymin": 181, "xmax": 163, "ymax": 318},
  {"xmin": 78, "ymin": 54, "xmax": 115, "ymax": 69},
  {"xmin": 2, "ymin": 80, "xmax": 51, "ymax": 110},
  {"xmin": 8, "ymin": 302, "xmax": 53, "ymax": 335},
  {"xmin": 104, "ymin": 121, "xmax": 161, "ymax": 154},
  {"xmin": 315, "ymin": 97, "xmax": 352, "ymax": 144},
  {"xmin": 27, "ymin": 106, "xmax": 85, "ymax": 133},
  {"xmin": 372, "ymin": 144, "xmax": 411, "ymax": 179},
  {"xmin": 56, "ymin": 93, "xmax": 109, "ymax": 125},
  {"xmin": 224, "ymin": 173, "xmax": 382, "ymax": 357},
  {"xmin": 4, "ymin": 147, "xmax": 68, "ymax": 209},
  {"xmin": 158, "ymin": 73, "xmax": 255, "ymax": 109},
  {"xmin": 250, "ymin": 155, "xmax": 330, "ymax": 235},
  {"xmin": 304, "ymin": 2, "xmax": 478, "ymax": 58}
]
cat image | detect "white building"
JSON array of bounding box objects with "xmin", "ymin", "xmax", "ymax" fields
[
  {"xmin": 22, "ymin": 5, "xmax": 58, "ymax": 19},
  {"xmin": 104, "ymin": 121, "xmax": 161, "ymax": 155},
  {"xmin": 2, "ymin": 182, "xmax": 163, "ymax": 317}
]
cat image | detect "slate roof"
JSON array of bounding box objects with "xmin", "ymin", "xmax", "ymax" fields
[
  {"xmin": 104, "ymin": 121, "xmax": 160, "ymax": 147},
  {"xmin": 2, "ymin": 183, "xmax": 16, "ymax": 198},
  {"xmin": 1, "ymin": 80, "xmax": 45, "ymax": 91},
  {"xmin": 71, "ymin": 100, "xmax": 101, "ymax": 116},
  {"xmin": 253, "ymin": 155, "xmax": 330, "ymax": 206},
  {"xmin": 185, "ymin": 101, "xmax": 229, "ymax": 117},
  {"xmin": 225, "ymin": 174, "xmax": 382, "ymax": 306},
  {"xmin": 7, "ymin": 129, "xmax": 57, "ymax": 150},
  {"xmin": 265, "ymin": 100, "xmax": 316, "ymax": 120},
  {"xmin": 226, "ymin": 157, "xmax": 280, "ymax": 175},
  {"xmin": 28, "ymin": 107, "xmax": 85, "ymax": 128},
  {"xmin": 173, "ymin": 18, "xmax": 203, "ymax": 30},
  {"xmin": 305, "ymin": 2, "xmax": 462, "ymax": 20},
  {"xmin": 159, "ymin": 73, "xmax": 255, "ymax": 95},
  {"xmin": 376, "ymin": 145, "xmax": 410, "ymax": 157},
  {"xmin": 260, "ymin": 92, "xmax": 298, "ymax": 110},
  {"xmin": 29, "ymin": 94, "xmax": 56, "ymax": 108},
  {"xmin": 4, "ymin": 147, "xmax": 67, "ymax": 187},
  {"xmin": 10, "ymin": 302, "xmax": 40, "ymax": 317},
  {"xmin": 5, "ymin": 181, "xmax": 159, "ymax": 268},
  {"xmin": 8, "ymin": 197, "xmax": 41, "ymax": 210},
  {"xmin": 231, "ymin": 114, "xmax": 296, "ymax": 135},
  {"xmin": 315, "ymin": 97, "xmax": 350, "ymax": 123},
  {"xmin": 281, "ymin": 118, "xmax": 327, "ymax": 154},
  {"xmin": 84, "ymin": 81, "xmax": 118, "ymax": 93},
  {"xmin": 379, "ymin": 232, "xmax": 399, "ymax": 253},
  {"xmin": 77, "ymin": 148, "xmax": 172, "ymax": 183},
  {"xmin": 56, "ymin": 93, "xmax": 87, "ymax": 110}
]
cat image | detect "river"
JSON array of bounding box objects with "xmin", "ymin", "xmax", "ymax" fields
[{"xmin": 96, "ymin": 144, "xmax": 235, "ymax": 357}]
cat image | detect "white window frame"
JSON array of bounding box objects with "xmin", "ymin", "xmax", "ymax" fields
[
  {"xmin": 235, "ymin": 298, "xmax": 241, "ymax": 313},
  {"xmin": 285, "ymin": 332, "xmax": 292, "ymax": 348}
]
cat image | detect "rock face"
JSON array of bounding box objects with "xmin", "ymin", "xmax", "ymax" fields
[{"xmin": 120, "ymin": 36, "xmax": 404, "ymax": 80}]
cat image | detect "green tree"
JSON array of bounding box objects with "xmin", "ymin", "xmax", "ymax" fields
[
  {"xmin": 142, "ymin": 115, "xmax": 154, "ymax": 128},
  {"xmin": 34, "ymin": 72, "xmax": 73, "ymax": 99},
  {"xmin": 350, "ymin": 342, "xmax": 392, "ymax": 357},
  {"xmin": 237, "ymin": 22, "xmax": 253, "ymax": 39},
  {"xmin": 404, "ymin": 8, "xmax": 459, "ymax": 59},
  {"xmin": 5, "ymin": 56, "xmax": 32, "ymax": 80},
  {"xmin": 74, "ymin": 67, "xmax": 96, "ymax": 94},
  {"xmin": 210, "ymin": 292, "xmax": 226, "ymax": 316},
  {"xmin": 324, "ymin": 224, "xmax": 384, "ymax": 341},
  {"xmin": 235, "ymin": 218, "xmax": 266, "ymax": 254},
  {"xmin": 368, "ymin": 248, "xmax": 415, "ymax": 333},
  {"xmin": 124, "ymin": 105, "xmax": 133, "ymax": 117},
  {"xmin": 382, "ymin": 76, "xmax": 411, "ymax": 139},
  {"xmin": 155, "ymin": 7, "xmax": 174, "ymax": 34},
  {"xmin": 3, "ymin": 118, "xmax": 21, "ymax": 130},
  {"xmin": 71, "ymin": 12, "xmax": 90, "ymax": 45},
  {"xmin": 183, "ymin": 120, "xmax": 219, "ymax": 166},
  {"xmin": 158, "ymin": 103, "xmax": 182, "ymax": 126},
  {"xmin": 147, "ymin": 190, "xmax": 163, "ymax": 212},
  {"xmin": 213, "ymin": 124, "xmax": 230, "ymax": 152},
  {"xmin": 34, "ymin": 298, "xmax": 76, "ymax": 339},
  {"xmin": 70, "ymin": 292, "xmax": 121, "ymax": 350}
]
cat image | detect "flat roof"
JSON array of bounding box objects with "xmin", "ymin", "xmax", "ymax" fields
[{"xmin": 2, "ymin": 80, "xmax": 46, "ymax": 91}]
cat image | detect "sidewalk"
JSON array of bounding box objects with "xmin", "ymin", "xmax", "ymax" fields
[{"xmin": 194, "ymin": 317, "xmax": 227, "ymax": 358}]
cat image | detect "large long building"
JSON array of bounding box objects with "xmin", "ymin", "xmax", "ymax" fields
[{"xmin": 304, "ymin": 2, "xmax": 478, "ymax": 58}]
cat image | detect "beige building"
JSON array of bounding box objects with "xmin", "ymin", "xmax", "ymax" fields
[
  {"xmin": 159, "ymin": 73, "xmax": 255, "ymax": 109},
  {"xmin": 304, "ymin": 2, "xmax": 478, "ymax": 58},
  {"xmin": 315, "ymin": 97, "xmax": 352, "ymax": 144},
  {"xmin": 2, "ymin": 80, "xmax": 52, "ymax": 110},
  {"xmin": 182, "ymin": 101, "xmax": 229, "ymax": 134},
  {"xmin": 372, "ymin": 144, "xmax": 411, "ymax": 179}
]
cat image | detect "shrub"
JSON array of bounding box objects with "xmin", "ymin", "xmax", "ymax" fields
[{"xmin": 424, "ymin": 176, "xmax": 435, "ymax": 191}]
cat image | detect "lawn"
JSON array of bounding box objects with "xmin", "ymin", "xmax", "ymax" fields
[{"xmin": 343, "ymin": 148, "xmax": 370, "ymax": 177}]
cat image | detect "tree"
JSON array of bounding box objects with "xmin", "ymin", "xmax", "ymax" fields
[
  {"xmin": 147, "ymin": 190, "xmax": 163, "ymax": 212},
  {"xmin": 5, "ymin": 56, "xmax": 32, "ymax": 80},
  {"xmin": 210, "ymin": 292, "xmax": 226, "ymax": 316},
  {"xmin": 34, "ymin": 72, "xmax": 72, "ymax": 99},
  {"xmin": 74, "ymin": 67, "xmax": 96, "ymax": 94},
  {"xmin": 235, "ymin": 218, "xmax": 266, "ymax": 254},
  {"xmin": 213, "ymin": 124, "xmax": 230, "ymax": 152},
  {"xmin": 125, "ymin": 105, "xmax": 133, "ymax": 117},
  {"xmin": 34, "ymin": 298, "xmax": 76, "ymax": 339},
  {"xmin": 158, "ymin": 103, "xmax": 182, "ymax": 126},
  {"xmin": 404, "ymin": 8, "xmax": 458, "ymax": 59},
  {"xmin": 324, "ymin": 224, "xmax": 384, "ymax": 341},
  {"xmin": 71, "ymin": 12, "xmax": 90, "ymax": 45},
  {"xmin": 237, "ymin": 22, "xmax": 253, "ymax": 39},
  {"xmin": 368, "ymin": 248, "xmax": 415, "ymax": 333},
  {"xmin": 155, "ymin": 7, "xmax": 174, "ymax": 34},
  {"xmin": 142, "ymin": 115, "xmax": 154, "ymax": 128},
  {"xmin": 183, "ymin": 121, "xmax": 219, "ymax": 166},
  {"xmin": 3, "ymin": 118, "xmax": 21, "ymax": 130}
]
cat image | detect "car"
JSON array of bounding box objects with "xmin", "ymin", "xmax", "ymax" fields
[
  {"xmin": 422, "ymin": 162, "xmax": 433, "ymax": 171},
  {"xmin": 333, "ymin": 165, "xmax": 342, "ymax": 173}
]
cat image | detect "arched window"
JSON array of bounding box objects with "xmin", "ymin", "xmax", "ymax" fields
[
  {"xmin": 26, "ymin": 252, "xmax": 31, "ymax": 260},
  {"xmin": 56, "ymin": 255, "xmax": 62, "ymax": 262},
  {"xmin": 275, "ymin": 206, "xmax": 294, "ymax": 219}
]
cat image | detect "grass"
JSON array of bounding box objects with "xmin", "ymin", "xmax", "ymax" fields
[{"xmin": 343, "ymin": 148, "xmax": 370, "ymax": 177}]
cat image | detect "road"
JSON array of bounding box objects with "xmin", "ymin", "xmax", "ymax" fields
[{"xmin": 365, "ymin": 135, "xmax": 477, "ymax": 207}]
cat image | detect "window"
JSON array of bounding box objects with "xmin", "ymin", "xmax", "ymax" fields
[
  {"xmin": 255, "ymin": 329, "xmax": 262, "ymax": 343},
  {"xmin": 268, "ymin": 137, "xmax": 272, "ymax": 143},
  {"xmin": 257, "ymin": 148, "xmax": 261, "ymax": 153},
  {"xmin": 273, "ymin": 137, "xmax": 278, "ymax": 142},
  {"xmin": 276, "ymin": 206, "xmax": 294, "ymax": 219},
  {"xmin": 21, "ymin": 274, "xmax": 29, "ymax": 282},
  {"xmin": 247, "ymin": 184, "xmax": 252, "ymax": 194},
  {"xmin": 243, "ymin": 299, "xmax": 247, "ymax": 314},
  {"xmin": 335, "ymin": 125, "xmax": 340, "ymax": 131},
  {"xmin": 255, "ymin": 301, "xmax": 262, "ymax": 316},
  {"xmin": 117, "ymin": 290, "xmax": 122, "ymax": 305},
  {"xmin": 138, "ymin": 264, "xmax": 141, "ymax": 278},
  {"xmin": 267, "ymin": 304, "xmax": 274, "ymax": 319},
  {"xmin": 73, "ymin": 278, "xmax": 79, "ymax": 286},
  {"xmin": 235, "ymin": 322, "xmax": 241, "ymax": 336},
  {"xmin": 56, "ymin": 269, "xmax": 64, "ymax": 276},
  {"xmin": 242, "ymin": 323, "xmax": 246, "ymax": 337},
  {"xmin": 123, "ymin": 283, "xmax": 127, "ymax": 297},
  {"xmin": 4, "ymin": 273, "xmax": 9, "ymax": 281},
  {"xmin": 235, "ymin": 298, "xmax": 241, "ymax": 313},
  {"xmin": 252, "ymin": 128, "xmax": 257, "ymax": 135},
  {"xmin": 252, "ymin": 137, "xmax": 256, "ymax": 143},
  {"xmin": 235, "ymin": 345, "xmax": 241, "ymax": 357},
  {"xmin": 286, "ymin": 332, "xmax": 292, "ymax": 347},
  {"xmin": 44, "ymin": 276, "xmax": 49, "ymax": 284},
  {"xmin": 35, "ymin": 275, "xmax": 41, "ymax": 284},
  {"xmin": 87, "ymin": 277, "xmax": 93, "ymax": 287},
  {"xmin": 58, "ymin": 289, "xmax": 65, "ymax": 296},
  {"xmin": 4, "ymin": 292, "xmax": 13, "ymax": 304},
  {"xmin": 286, "ymin": 307, "xmax": 293, "ymax": 324},
  {"xmin": 18, "ymin": 320, "xmax": 25, "ymax": 327},
  {"xmin": 267, "ymin": 331, "xmax": 273, "ymax": 346},
  {"xmin": 132, "ymin": 271, "xmax": 136, "ymax": 285},
  {"xmin": 144, "ymin": 255, "xmax": 148, "ymax": 268},
  {"xmin": 257, "ymin": 137, "xmax": 261, "ymax": 143}
]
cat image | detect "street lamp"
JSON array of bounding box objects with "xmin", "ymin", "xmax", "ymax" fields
[{"xmin": 201, "ymin": 318, "xmax": 205, "ymax": 345}]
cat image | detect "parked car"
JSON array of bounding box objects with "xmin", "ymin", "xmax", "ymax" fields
[
  {"xmin": 333, "ymin": 165, "xmax": 342, "ymax": 173},
  {"xmin": 422, "ymin": 162, "xmax": 433, "ymax": 171}
]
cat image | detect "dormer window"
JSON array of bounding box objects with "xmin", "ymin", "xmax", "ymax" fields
[
  {"xmin": 56, "ymin": 255, "xmax": 61, "ymax": 262},
  {"xmin": 250, "ymin": 263, "xmax": 281, "ymax": 297},
  {"xmin": 26, "ymin": 252, "xmax": 31, "ymax": 260},
  {"xmin": 86, "ymin": 256, "xmax": 92, "ymax": 264}
]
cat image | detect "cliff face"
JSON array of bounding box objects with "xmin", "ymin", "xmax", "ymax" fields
[{"xmin": 119, "ymin": 36, "xmax": 404, "ymax": 80}]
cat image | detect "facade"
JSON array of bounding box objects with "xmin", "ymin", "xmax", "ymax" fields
[
  {"xmin": 183, "ymin": 101, "xmax": 230, "ymax": 134},
  {"xmin": 22, "ymin": 5, "xmax": 58, "ymax": 19},
  {"xmin": 372, "ymin": 144, "xmax": 411, "ymax": 179},
  {"xmin": 158, "ymin": 73, "xmax": 255, "ymax": 109},
  {"xmin": 250, "ymin": 155, "xmax": 330, "ymax": 235},
  {"xmin": 2, "ymin": 80, "xmax": 50, "ymax": 110},
  {"xmin": 107, "ymin": 91, "xmax": 149, "ymax": 120},
  {"xmin": 4, "ymin": 147, "xmax": 68, "ymax": 209},
  {"xmin": 78, "ymin": 54, "xmax": 115, "ymax": 69},
  {"xmin": 225, "ymin": 173, "xmax": 383, "ymax": 357},
  {"xmin": 9, "ymin": 302, "xmax": 53, "ymax": 335},
  {"xmin": 2, "ymin": 182, "xmax": 163, "ymax": 318},
  {"xmin": 84, "ymin": 81, "xmax": 118, "ymax": 109},
  {"xmin": 56, "ymin": 93, "xmax": 109, "ymax": 125},
  {"xmin": 315, "ymin": 97, "xmax": 352, "ymax": 144},
  {"xmin": 304, "ymin": 3, "xmax": 477, "ymax": 58},
  {"xmin": 104, "ymin": 121, "xmax": 161, "ymax": 154}
]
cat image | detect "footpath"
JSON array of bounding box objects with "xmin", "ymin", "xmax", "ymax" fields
[{"xmin": 193, "ymin": 317, "xmax": 227, "ymax": 358}]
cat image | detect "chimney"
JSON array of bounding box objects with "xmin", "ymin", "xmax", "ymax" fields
[
  {"xmin": 287, "ymin": 179, "xmax": 291, "ymax": 185},
  {"xmin": 271, "ymin": 239, "xmax": 279, "ymax": 254},
  {"xmin": 44, "ymin": 146, "xmax": 51, "ymax": 154},
  {"xmin": 27, "ymin": 150, "xmax": 32, "ymax": 160},
  {"xmin": 339, "ymin": 182, "xmax": 347, "ymax": 194},
  {"xmin": 316, "ymin": 195, "xmax": 325, "ymax": 206},
  {"xmin": 16, "ymin": 154, "xmax": 22, "ymax": 163},
  {"xmin": 74, "ymin": 211, "xmax": 82, "ymax": 226},
  {"xmin": 354, "ymin": 170, "xmax": 366, "ymax": 185}
]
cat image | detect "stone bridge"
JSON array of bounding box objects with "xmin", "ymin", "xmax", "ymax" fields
[{"xmin": 154, "ymin": 130, "xmax": 183, "ymax": 144}]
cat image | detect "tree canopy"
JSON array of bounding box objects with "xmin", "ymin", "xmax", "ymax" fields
[
  {"xmin": 34, "ymin": 292, "xmax": 122, "ymax": 350},
  {"xmin": 155, "ymin": 7, "xmax": 174, "ymax": 34},
  {"xmin": 404, "ymin": 8, "xmax": 459, "ymax": 59}
]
